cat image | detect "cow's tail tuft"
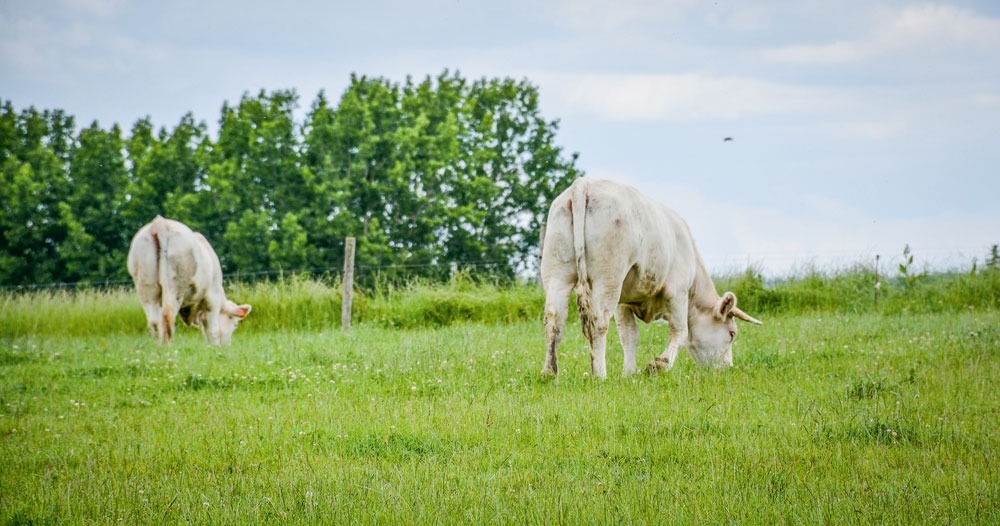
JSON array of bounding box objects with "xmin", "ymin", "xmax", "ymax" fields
[{"xmin": 571, "ymin": 179, "xmax": 597, "ymax": 340}]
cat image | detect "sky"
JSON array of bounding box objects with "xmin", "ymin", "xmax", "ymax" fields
[{"xmin": 2, "ymin": 0, "xmax": 999, "ymax": 277}]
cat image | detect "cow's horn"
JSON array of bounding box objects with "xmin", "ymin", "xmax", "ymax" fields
[{"xmin": 733, "ymin": 308, "xmax": 762, "ymax": 325}]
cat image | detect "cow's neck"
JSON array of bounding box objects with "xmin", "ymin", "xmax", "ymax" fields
[{"xmin": 689, "ymin": 253, "xmax": 720, "ymax": 313}]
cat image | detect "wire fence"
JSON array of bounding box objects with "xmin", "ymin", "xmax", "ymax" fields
[
  {"xmin": 2, "ymin": 244, "xmax": 994, "ymax": 293},
  {"xmin": 0, "ymin": 259, "xmax": 513, "ymax": 292}
]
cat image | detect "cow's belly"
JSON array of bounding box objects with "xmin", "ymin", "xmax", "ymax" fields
[
  {"xmin": 618, "ymin": 265, "xmax": 671, "ymax": 323},
  {"xmin": 619, "ymin": 264, "xmax": 659, "ymax": 302}
]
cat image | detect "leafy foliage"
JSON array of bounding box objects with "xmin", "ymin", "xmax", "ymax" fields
[{"xmin": 0, "ymin": 71, "xmax": 581, "ymax": 287}]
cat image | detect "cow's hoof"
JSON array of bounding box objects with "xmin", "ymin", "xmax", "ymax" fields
[
  {"xmin": 540, "ymin": 367, "xmax": 558, "ymax": 378},
  {"xmin": 645, "ymin": 358, "xmax": 669, "ymax": 374}
]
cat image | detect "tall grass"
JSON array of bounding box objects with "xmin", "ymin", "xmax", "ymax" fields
[
  {"xmin": 2, "ymin": 265, "xmax": 998, "ymax": 338},
  {"xmin": 716, "ymin": 264, "xmax": 1000, "ymax": 315},
  {"xmin": 0, "ymin": 287, "xmax": 141, "ymax": 337}
]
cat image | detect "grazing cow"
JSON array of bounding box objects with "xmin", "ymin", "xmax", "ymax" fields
[
  {"xmin": 127, "ymin": 216, "xmax": 251, "ymax": 346},
  {"xmin": 540, "ymin": 178, "xmax": 761, "ymax": 379}
]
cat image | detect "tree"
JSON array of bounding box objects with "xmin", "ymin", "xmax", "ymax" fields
[
  {"xmin": 301, "ymin": 71, "xmax": 580, "ymax": 281},
  {"xmin": 122, "ymin": 114, "xmax": 208, "ymax": 231},
  {"xmin": 1, "ymin": 72, "xmax": 580, "ymax": 286},
  {"xmin": 59, "ymin": 122, "xmax": 130, "ymax": 281},
  {"xmin": 0, "ymin": 103, "xmax": 75, "ymax": 285},
  {"xmin": 198, "ymin": 89, "xmax": 309, "ymax": 273}
]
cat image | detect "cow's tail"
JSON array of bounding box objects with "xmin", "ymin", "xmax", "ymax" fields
[
  {"xmin": 572, "ymin": 180, "xmax": 597, "ymax": 341},
  {"xmin": 150, "ymin": 217, "xmax": 174, "ymax": 342}
]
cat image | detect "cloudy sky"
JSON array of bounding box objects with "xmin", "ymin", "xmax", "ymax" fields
[{"xmin": 2, "ymin": 0, "xmax": 998, "ymax": 276}]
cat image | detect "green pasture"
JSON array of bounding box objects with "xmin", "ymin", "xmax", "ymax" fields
[{"xmin": 1, "ymin": 272, "xmax": 998, "ymax": 524}]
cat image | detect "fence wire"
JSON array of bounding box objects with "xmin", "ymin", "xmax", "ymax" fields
[
  {"xmin": 0, "ymin": 259, "xmax": 511, "ymax": 292},
  {"xmin": 3, "ymin": 244, "xmax": 994, "ymax": 292}
]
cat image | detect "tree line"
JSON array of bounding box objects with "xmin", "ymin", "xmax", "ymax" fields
[{"xmin": 0, "ymin": 71, "xmax": 582, "ymax": 287}]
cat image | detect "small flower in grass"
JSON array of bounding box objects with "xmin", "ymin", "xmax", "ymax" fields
[
  {"xmin": 202, "ymin": 501, "xmax": 210, "ymax": 508},
  {"xmin": 411, "ymin": 385, "xmax": 418, "ymax": 392}
]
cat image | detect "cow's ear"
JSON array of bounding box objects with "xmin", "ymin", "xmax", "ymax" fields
[
  {"xmin": 716, "ymin": 291, "xmax": 737, "ymax": 319},
  {"xmin": 223, "ymin": 302, "xmax": 251, "ymax": 319}
]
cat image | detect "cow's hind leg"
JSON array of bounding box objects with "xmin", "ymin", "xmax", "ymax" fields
[
  {"xmin": 582, "ymin": 282, "xmax": 621, "ymax": 380},
  {"xmin": 616, "ymin": 306, "xmax": 640, "ymax": 376},
  {"xmin": 542, "ymin": 279, "xmax": 573, "ymax": 377},
  {"xmin": 135, "ymin": 283, "xmax": 162, "ymax": 338},
  {"xmin": 158, "ymin": 288, "xmax": 183, "ymax": 344}
]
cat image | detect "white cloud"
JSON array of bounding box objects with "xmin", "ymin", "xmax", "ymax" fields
[
  {"xmin": 764, "ymin": 4, "xmax": 1000, "ymax": 65},
  {"xmin": 973, "ymin": 92, "xmax": 1000, "ymax": 107},
  {"xmin": 884, "ymin": 4, "xmax": 1000, "ymax": 48},
  {"xmin": 547, "ymin": 0, "xmax": 698, "ymax": 32},
  {"xmin": 545, "ymin": 73, "xmax": 837, "ymax": 121},
  {"xmin": 763, "ymin": 41, "xmax": 863, "ymax": 64},
  {"xmin": 0, "ymin": 16, "xmax": 58, "ymax": 70},
  {"xmin": 833, "ymin": 120, "xmax": 906, "ymax": 141},
  {"xmin": 60, "ymin": 0, "xmax": 124, "ymax": 16}
]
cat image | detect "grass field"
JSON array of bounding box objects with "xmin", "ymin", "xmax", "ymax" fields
[{"xmin": 1, "ymin": 280, "xmax": 997, "ymax": 524}]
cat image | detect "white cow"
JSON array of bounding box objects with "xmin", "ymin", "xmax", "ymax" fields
[
  {"xmin": 127, "ymin": 216, "xmax": 251, "ymax": 346},
  {"xmin": 540, "ymin": 178, "xmax": 761, "ymax": 379}
]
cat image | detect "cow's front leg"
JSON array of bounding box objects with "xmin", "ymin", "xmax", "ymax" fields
[
  {"xmin": 616, "ymin": 305, "xmax": 639, "ymax": 376},
  {"xmin": 202, "ymin": 309, "xmax": 222, "ymax": 346},
  {"xmin": 647, "ymin": 294, "xmax": 689, "ymax": 373}
]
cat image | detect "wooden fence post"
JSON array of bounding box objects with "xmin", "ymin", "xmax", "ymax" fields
[{"xmin": 342, "ymin": 237, "xmax": 356, "ymax": 331}]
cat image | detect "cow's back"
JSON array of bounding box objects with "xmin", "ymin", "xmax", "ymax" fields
[
  {"xmin": 584, "ymin": 180, "xmax": 699, "ymax": 298},
  {"xmin": 152, "ymin": 218, "xmax": 221, "ymax": 302}
]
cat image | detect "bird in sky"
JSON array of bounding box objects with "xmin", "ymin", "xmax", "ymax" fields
[{"xmin": 723, "ymin": 137, "xmax": 733, "ymax": 142}]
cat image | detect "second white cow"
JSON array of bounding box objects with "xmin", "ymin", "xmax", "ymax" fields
[
  {"xmin": 127, "ymin": 216, "xmax": 251, "ymax": 346},
  {"xmin": 540, "ymin": 178, "xmax": 761, "ymax": 379}
]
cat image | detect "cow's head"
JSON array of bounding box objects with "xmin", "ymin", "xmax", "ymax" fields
[
  {"xmin": 215, "ymin": 300, "xmax": 252, "ymax": 346},
  {"xmin": 687, "ymin": 291, "xmax": 761, "ymax": 368}
]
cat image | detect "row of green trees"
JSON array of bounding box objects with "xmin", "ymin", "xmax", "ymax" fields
[{"xmin": 0, "ymin": 71, "xmax": 582, "ymax": 287}]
